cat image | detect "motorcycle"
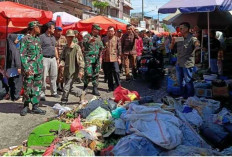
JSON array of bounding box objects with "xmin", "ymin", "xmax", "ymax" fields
[{"xmin": 138, "ymin": 45, "xmax": 164, "ymax": 89}]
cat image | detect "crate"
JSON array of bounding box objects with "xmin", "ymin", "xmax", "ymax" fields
[
  {"xmin": 170, "ymin": 57, "xmax": 177, "ymax": 64},
  {"xmin": 212, "ymin": 85, "xmax": 229, "ymax": 97},
  {"xmin": 219, "ymin": 76, "xmax": 229, "ymax": 81},
  {"xmin": 166, "ymin": 76, "xmax": 182, "ymax": 96},
  {"xmin": 195, "ymin": 88, "xmax": 212, "ymax": 98},
  {"xmin": 203, "ymin": 74, "xmax": 217, "ymax": 83}
]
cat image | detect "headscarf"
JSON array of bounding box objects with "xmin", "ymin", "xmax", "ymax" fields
[{"xmin": 6, "ymin": 34, "xmax": 21, "ymax": 70}]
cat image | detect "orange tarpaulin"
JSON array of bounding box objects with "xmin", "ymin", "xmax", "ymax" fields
[
  {"xmin": 0, "ymin": 1, "xmax": 53, "ymax": 33},
  {"xmin": 76, "ymin": 16, "xmax": 127, "ymax": 34}
]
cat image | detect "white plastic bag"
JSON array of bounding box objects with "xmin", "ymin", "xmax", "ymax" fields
[
  {"xmin": 86, "ymin": 107, "xmax": 112, "ymax": 121},
  {"xmin": 183, "ymin": 108, "xmax": 203, "ymax": 127},
  {"xmin": 52, "ymin": 103, "xmax": 71, "ymax": 116}
]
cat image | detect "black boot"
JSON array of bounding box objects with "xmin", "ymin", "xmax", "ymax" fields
[
  {"xmin": 32, "ymin": 104, "xmax": 46, "ymax": 115},
  {"xmin": 92, "ymin": 86, "xmax": 100, "ymax": 96},
  {"xmin": 20, "ymin": 103, "xmax": 29, "ymax": 116},
  {"xmin": 57, "ymin": 83, "xmax": 63, "ymax": 92},
  {"xmin": 83, "ymin": 84, "xmax": 88, "ymax": 91},
  {"xmin": 61, "ymin": 98, "xmax": 68, "ymax": 105}
]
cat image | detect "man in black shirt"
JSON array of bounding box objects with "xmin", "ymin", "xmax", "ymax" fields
[{"xmin": 204, "ymin": 30, "xmax": 221, "ymax": 73}]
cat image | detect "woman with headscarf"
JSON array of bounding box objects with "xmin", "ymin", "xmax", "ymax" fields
[{"xmin": 6, "ymin": 34, "xmax": 22, "ymax": 101}]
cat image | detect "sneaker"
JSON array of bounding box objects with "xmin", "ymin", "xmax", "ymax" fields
[
  {"xmin": 52, "ymin": 94, "xmax": 60, "ymax": 98},
  {"xmin": 4, "ymin": 94, "xmax": 10, "ymax": 100},
  {"xmin": 32, "ymin": 105, "xmax": 46, "ymax": 115},
  {"xmin": 20, "ymin": 106, "xmax": 29, "ymax": 116},
  {"xmin": 13, "ymin": 97, "xmax": 22, "ymax": 102}
]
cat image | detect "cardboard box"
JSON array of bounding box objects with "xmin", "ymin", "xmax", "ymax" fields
[
  {"xmin": 212, "ymin": 85, "xmax": 229, "ymax": 97},
  {"xmin": 195, "ymin": 88, "xmax": 212, "ymax": 98}
]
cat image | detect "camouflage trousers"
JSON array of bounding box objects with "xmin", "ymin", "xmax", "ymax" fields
[
  {"xmin": 23, "ymin": 73, "xmax": 42, "ymax": 105},
  {"xmin": 83, "ymin": 56, "xmax": 100, "ymax": 87}
]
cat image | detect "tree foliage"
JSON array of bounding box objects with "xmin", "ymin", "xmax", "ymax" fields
[
  {"xmin": 92, "ymin": 0, "xmax": 109, "ymax": 15},
  {"xmin": 162, "ymin": 23, "xmax": 169, "ymax": 32}
]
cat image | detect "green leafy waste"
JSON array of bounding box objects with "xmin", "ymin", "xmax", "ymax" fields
[
  {"xmin": 27, "ymin": 120, "xmax": 70, "ymax": 147},
  {"xmin": 4, "ymin": 148, "xmax": 45, "ymax": 156}
]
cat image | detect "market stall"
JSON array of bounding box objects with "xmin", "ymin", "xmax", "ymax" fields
[
  {"xmin": 76, "ymin": 16, "xmax": 127, "ymax": 34},
  {"xmin": 0, "ymin": 1, "xmax": 52, "ymax": 69},
  {"xmin": 158, "ymin": 0, "xmax": 232, "ymax": 68}
]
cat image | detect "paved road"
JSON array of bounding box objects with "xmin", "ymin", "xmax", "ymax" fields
[{"xmin": 0, "ymin": 73, "xmax": 167, "ymax": 149}]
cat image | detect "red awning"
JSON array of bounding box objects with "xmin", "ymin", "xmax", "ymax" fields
[
  {"xmin": 76, "ymin": 16, "xmax": 127, "ymax": 34},
  {"xmin": 0, "ymin": 1, "xmax": 53, "ymax": 33}
]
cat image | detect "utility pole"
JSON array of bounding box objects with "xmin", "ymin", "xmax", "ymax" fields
[{"xmin": 142, "ymin": 0, "xmax": 144, "ymax": 21}]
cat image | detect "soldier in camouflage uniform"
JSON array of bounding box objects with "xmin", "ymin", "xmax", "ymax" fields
[
  {"xmin": 19, "ymin": 21, "xmax": 46, "ymax": 116},
  {"xmin": 54, "ymin": 26, "xmax": 67, "ymax": 91},
  {"xmin": 59, "ymin": 30, "xmax": 85, "ymax": 104},
  {"xmin": 73, "ymin": 30, "xmax": 79, "ymax": 44},
  {"xmin": 82, "ymin": 24, "xmax": 104, "ymax": 96}
]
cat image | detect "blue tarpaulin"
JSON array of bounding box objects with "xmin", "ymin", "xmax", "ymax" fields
[
  {"xmin": 158, "ymin": 0, "xmax": 232, "ymax": 14},
  {"xmin": 112, "ymin": 17, "xmax": 130, "ymax": 25}
]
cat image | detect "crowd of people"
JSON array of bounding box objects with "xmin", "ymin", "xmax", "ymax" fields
[
  {"xmin": 0, "ymin": 21, "xmax": 159, "ymax": 116},
  {"xmin": 0, "ymin": 20, "xmax": 225, "ymax": 117}
]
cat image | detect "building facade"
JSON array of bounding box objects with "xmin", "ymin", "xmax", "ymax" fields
[
  {"xmin": 0, "ymin": 0, "xmax": 132, "ymax": 22},
  {"xmin": 0, "ymin": 0, "xmax": 94, "ymax": 19}
]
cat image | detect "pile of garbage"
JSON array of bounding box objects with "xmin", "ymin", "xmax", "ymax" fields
[{"xmin": 2, "ymin": 86, "xmax": 232, "ymax": 156}]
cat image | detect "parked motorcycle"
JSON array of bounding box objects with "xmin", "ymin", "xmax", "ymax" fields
[{"xmin": 138, "ymin": 46, "xmax": 164, "ymax": 89}]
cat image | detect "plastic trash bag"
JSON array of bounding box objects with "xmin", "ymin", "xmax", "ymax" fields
[
  {"xmin": 114, "ymin": 118, "xmax": 126, "ymax": 135},
  {"xmin": 186, "ymin": 97, "xmax": 220, "ymax": 116},
  {"xmin": 53, "ymin": 144, "xmax": 94, "ymax": 156},
  {"xmin": 70, "ymin": 115, "xmax": 84, "ymax": 133},
  {"xmin": 163, "ymin": 96, "xmax": 211, "ymax": 148},
  {"xmin": 100, "ymin": 146, "xmax": 114, "ymax": 156},
  {"xmin": 112, "ymin": 134, "xmax": 161, "ymax": 156},
  {"xmin": 43, "ymin": 138, "xmax": 60, "ymax": 156},
  {"xmin": 111, "ymin": 107, "xmax": 127, "ymax": 119},
  {"xmin": 221, "ymin": 146, "xmax": 232, "ymax": 155},
  {"xmin": 52, "ymin": 103, "xmax": 72, "ymax": 116},
  {"xmin": 113, "ymin": 85, "xmax": 140, "ymax": 103},
  {"xmin": 138, "ymin": 96, "xmax": 154, "ymax": 104},
  {"xmin": 159, "ymin": 145, "xmax": 222, "ymax": 156},
  {"xmin": 213, "ymin": 108, "xmax": 232, "ymax": 125},
  {"xmin": 182, "ymin": 107, "xmax": 203, "ymax": 128},
  {"xmin": 77, "ymin": 98, "xmax": 116, "ymax": 118},
  {"xmin": 121, "ymin": 103, "xmax": 182, "ymax": 149},
  {"xmin": 86, "ymin": 107, "xmax": 112, "ymax": 122},
  {"xmin": 79, "ymin": 126, "xmax": 98, "ymax": 140},
  {"xmin": 201, "ymin": 125, "xmax": 230, "ymax": 149}
]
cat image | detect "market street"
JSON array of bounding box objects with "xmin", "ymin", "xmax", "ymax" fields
[{"xmin": 0, "ymin": 73, "xmax": 167, "ymax": 149}]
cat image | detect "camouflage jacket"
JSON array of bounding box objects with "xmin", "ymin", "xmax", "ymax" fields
[
  {"xmin": 73, "ymin": 37, "xmax": 78, "ymax": 44},
  {"xmin": 60, "ymin": 43, "xmax": 85, "ymax": 78},
  {"xmin": 20, "ymin": 34, "xmax": 43, "ymax": 75},
  {"xmin": 56, "ymin": 35, "xmax": 67, "ymax": 57},
  {"xmin": 82, "ymin": 33, "xmax": 104, "ymax": 57}
]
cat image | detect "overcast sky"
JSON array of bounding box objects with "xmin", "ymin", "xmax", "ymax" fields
[{"xmin": 130, "ymin": 0, "xmax": 170, "ymax": 20}]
